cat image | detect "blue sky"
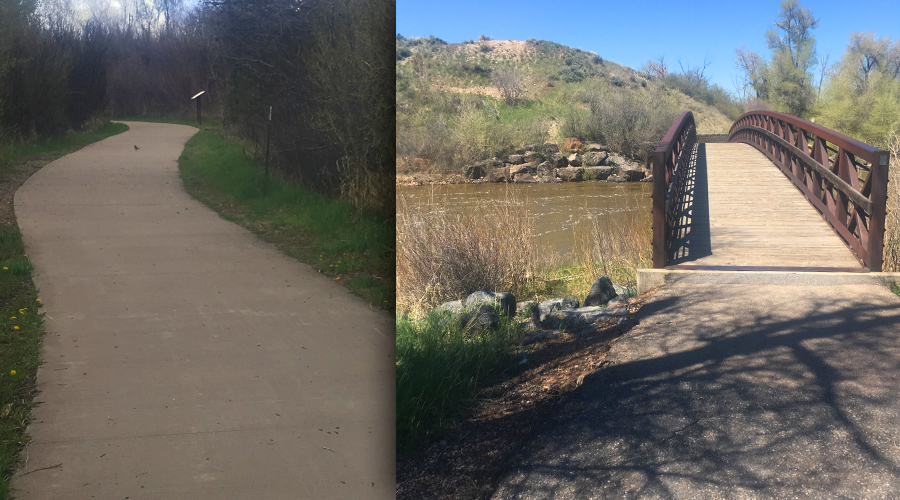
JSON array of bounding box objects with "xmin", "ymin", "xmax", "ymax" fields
[{"xmin": 397, "ymin": 0, "xmax": 900, "ymax": 96}]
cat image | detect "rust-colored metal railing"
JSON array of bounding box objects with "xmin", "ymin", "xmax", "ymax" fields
[
  {"xmin": 728, "ymin": 111, "xmax": 891, "ymax": 271},
  {"xmin": 652, "ymin": 111, "xmax": 697, "ymax": 268}
]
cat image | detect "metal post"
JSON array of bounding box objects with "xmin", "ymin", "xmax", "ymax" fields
[{"xmin": 265, "ymin": 105, "xmax": 272, "ymax": 177}]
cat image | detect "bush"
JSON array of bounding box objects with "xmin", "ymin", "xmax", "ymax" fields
[{"xmin": 492, "ymin": 66, "xmax": 525, "ymax": 106}]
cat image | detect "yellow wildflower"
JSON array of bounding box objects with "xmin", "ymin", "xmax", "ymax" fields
[
  {"xmin": 35, "ymin": 298, "xmax": 41, "ymax": 303},
  {"xmin": 13, "ymin": 326, "xmax": 18, "ymax": 331},
  {"xmin": 9, "ymin": 370, "xmax": 15, "ymax": 376}
]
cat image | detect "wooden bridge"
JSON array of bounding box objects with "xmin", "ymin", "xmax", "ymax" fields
[{"xmin": 651, "ymin": 111, "xmax": 892, "ymax": 272}]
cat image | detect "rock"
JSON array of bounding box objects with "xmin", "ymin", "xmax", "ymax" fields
[
  {"xmin": 507, "ymin": 154, "xmax": 525, "ymax": 165},
  {"xmin": 541, "ymin": 306, "xmax": 613, "ymax": 330},
  {"xmin": 549, "ymin": 153, "xmax": 568, "ymax": 169},
  {"xmin": 458, "ymin": 303, "xmax": 500, "ymax": 333},
  {"xmin": 557, "ymin": 166, "xmax": 584, "ymax": 182},
  {"xmin": 523, "ymin": 151, "xmax": 544, "ymax": 163},
  {"xmin": 517, "ymin": 301, "xmax": 539, "ymax": 320},
  {"xmin": 487, "ymin": 166, "xmax": 510, "ymax": 183},
  {"xmin": 522, "ymin": 330, "xmax": 559, "ymax": 345},
  {"xmin": 514, "ymin": 173, "xmax": 538, "ymax": 183},
  {"xmin": 640, "ymin": 174, "xmax": 653, "ymax": 183},
  {"xmin": 613, "ymin": 284, "xmax": 635, "ymax": 299},
  {"xmin": 566, "ymin": 153, "xmax": 582, "ymax": 167},
  {"xmin": 539, "ymin": 176, "xmax": 562, "ymax": 183},
  {"xmin": 536, "ymin": 161, "xmax": 555, "ymax": 177},
  {"xmin": 508, "ymin": 163, "xmax": 529, "ymax": 176},
  {"xmin": 619, "ymin": 165, "xmax": 646, "ymax": 181},
  {"xmin": 607, "ymin": 174, "xmax": 628, "ymax": 183},
  {"xmin": 562, "ymin": 137, "xmax": 583, "ymax": 152},
  {"xmin": 585, "ymin": 143, "xmax": 610, "ymax": 152},
  {"xmin": 584, "ymin": 276, "xmax": 617, "ymax": 307},
  {"xmin": 543, "ymin": 142, "xmax": 560, "ymax": 154},
  {"xmin": 537, "ymin": 297, "xmax": 579, "ymax": 322},
  {"xmin": 436, "ymin": 300, "xmax": 464, "ymax": 314},
  {"xmin": 465, "ymin": 164, "xmax": 486, "ymax": 180},
  {"xmin": 582, "ymin": 166, "xmax": 616, "ymax": 181},
  {"xmin": 583, "ymin": 151, "xmax": 608, "ymax": 167},
  {"xmin": 464, "ymin": 290, "xmax": 516, "ymax": 318}
]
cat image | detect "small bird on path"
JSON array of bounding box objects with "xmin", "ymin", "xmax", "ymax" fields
[{"xmin": 134, "ymin": 145, "xmax": 139, "ymax": 151}]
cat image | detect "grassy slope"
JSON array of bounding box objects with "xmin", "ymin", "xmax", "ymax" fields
[
  {"xmin": 397, "ymin": 37, "xmax": 734, "ymax": 141},
  {"xmin": 178, "ymin": 126, "xmax": 395, "ymax": 309},
  {"xmin": 0, "ymin": 121, "xmax": 129, "ymax": 499}
]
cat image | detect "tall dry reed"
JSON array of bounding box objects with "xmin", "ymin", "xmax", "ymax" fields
[
  {"xmin": 571, "ymin": 202, "xmax": 653, "ymax": 289},
  {"xmin": 396, "ymin": 188, "xmax": 536, "ymax": 315},
  {"xmin": 883, "ymin": 127, "xmax": 900, "ymax": 271}
]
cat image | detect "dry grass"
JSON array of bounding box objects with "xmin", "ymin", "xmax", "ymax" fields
[
  {"xmin": 883, "ymin": 127, "xmax": 900, "ymax": 271},
  {"xmin": 572, "ymin": 203, "xmax": 653, "ymax": 289},
  {"xmin": 396, "ymin": 188, "xmax": 537, "ymax": 315}
]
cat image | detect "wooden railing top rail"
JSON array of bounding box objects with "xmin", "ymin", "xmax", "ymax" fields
[{"xmin": 729, "ymin": 110, "xmax": 887, "ymax": 166}]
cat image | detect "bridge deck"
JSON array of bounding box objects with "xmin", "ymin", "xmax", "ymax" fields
[{"xmin": 670, "ymin": 142, "xmax": 863, "ymax": 269}]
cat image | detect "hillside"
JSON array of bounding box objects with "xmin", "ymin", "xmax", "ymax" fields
[{"xmin": 396, "ymin": 36, "xmax": 741, "ymax": 178}]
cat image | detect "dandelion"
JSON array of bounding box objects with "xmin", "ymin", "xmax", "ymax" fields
[
  {"xmin": 13, "ymin": 326, "xmax": 18, "ymax": 331},
  {"xmin": 35, "ymin": 298, "xmax": 41, "ymax": 303},
  {"xmin": 10, "ymin": 316, "xmax": 15, "ymax": 320},
  {"xmin": 335, "ymin": 277, "xmax": 341, "ymax": 281},
  {"xmin": 2, "ymin": 267, "xmax": 6, "ymax": 271},
  {"xmin": 9, "ymin": 370, "xmax": 15, "ymax": 376},
  {"xmin": 18, "ymin": 309, "xmax": 24, "ymax": 314}
]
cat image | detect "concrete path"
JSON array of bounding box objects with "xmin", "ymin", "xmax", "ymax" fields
[
  {"xmin": 493, "ymin": 272, "xmax": 900, "ymax": 498},
  {"xmin": 12, "ymin": 122, "xmax": 394, "ymax": 499}
]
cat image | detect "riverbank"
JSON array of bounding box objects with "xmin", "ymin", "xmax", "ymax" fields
[{"xmin": 396, "ymin": 140, "xmax": 652, "ymax": 187}]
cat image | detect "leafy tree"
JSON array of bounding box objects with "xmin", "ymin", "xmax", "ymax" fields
[{"xmin": 735, "ymin": 0, "xmax": 819, "ymax": 117}]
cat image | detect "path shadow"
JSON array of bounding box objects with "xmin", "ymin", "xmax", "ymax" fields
[
  {"xmin": 668, "ymin": 143, "xmax": 711, "ymax": 264},
  {"xmin": 492, "ymin": 282, "xmax": 900, "ymax": 498}
]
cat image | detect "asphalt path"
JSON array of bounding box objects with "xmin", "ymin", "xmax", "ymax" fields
[
  {"xmin": 12, "ymin": 122, "xmax": 394, "ymax": 499},
  {"xmin": 493, "ymin": 272, "xmax": 900, "ymax": 499}
]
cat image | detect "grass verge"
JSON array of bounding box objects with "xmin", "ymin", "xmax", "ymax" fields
[
  {"xmin": 0, "ymin": 121, "xmax": 127, "ymax": 499},
  {"xmin": 396, "ymin": 309, "xmax": 526, "ymax": 455},
  {"xmin": 177, "ymin": 126, "xmax": 394, "ymax": 308}
]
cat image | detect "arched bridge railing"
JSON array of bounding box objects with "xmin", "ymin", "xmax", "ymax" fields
[
  {"xmin": 651, "ymin": 111, "xmax": 696, "ymax": 268},
  {"xmin": 729, "ymin": 111, "xmax": 891, "ymax": 271}
]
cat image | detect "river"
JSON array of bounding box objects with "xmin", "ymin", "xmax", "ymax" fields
[{"xmin": 397, "ymin": 182, "xmax": 652, "ymax": 256}]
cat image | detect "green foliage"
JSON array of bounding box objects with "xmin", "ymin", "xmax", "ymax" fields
[
  {"xmin": 178, "ymin": 128, "xmax": 394, "ymax": 306},
  {"xmin": 396, "ymin": 309, "xmax": 524, "ymax": 454}
]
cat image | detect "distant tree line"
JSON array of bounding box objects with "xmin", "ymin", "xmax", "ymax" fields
[{"xmin": 0, "ymin": 0, "xmax": 393, "ymax": 213}]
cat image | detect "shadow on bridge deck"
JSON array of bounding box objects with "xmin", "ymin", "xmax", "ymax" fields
[{"xmin": 668, "ymin": 143, "xmax": 711, "ymax": 265}]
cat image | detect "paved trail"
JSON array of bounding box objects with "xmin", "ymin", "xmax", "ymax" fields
[
  {"xmin": 493, "ymin": 272, "xmax": 900, "ymax": 499},
  {"xmin": 13, "ymin": 122, "xmax": 394, "ymax": 499}
]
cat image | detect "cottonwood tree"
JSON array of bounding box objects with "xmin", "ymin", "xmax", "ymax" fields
[{"xmin": 734, "ymin": 0, "xmax": 819, "ymax": 117}]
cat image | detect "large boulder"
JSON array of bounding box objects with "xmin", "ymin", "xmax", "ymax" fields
[
  {"xmin": 487, "ymin": 166, "xmax": 510, "ymax": 183},
  {"xmin": 583, "ymin": 166, "xmax": 616, "ymax": 181},
  {"xmin": 539, "ymin": 176, "xmax": 562, "ymax": 183},
  {"xmin": 557, "ymin": 166, "xmax": 584, "ymax": 182},
  {"xmin": 537, "ymin": 297, "xmax": 580, "ymax": 322},
  {"xmin": 536, "ymin": 161, "xmax": 555, "ymax": 177},
  {"xmin": 549, "ymin": 153, "xmax": 568, "ymax": 169},
  {"xmin": 583, "ymin": 276, "xmax": 618, "ymax": 307},
  {"xmin": 606, "ymin": 174, "xmax": 628, "ymax": 183},
  {"xmin": 541, "ymin": 306, "xmax": 622, "ymax": 330},
  {"xmin": 619, "ymin": 165, "xmax": 646, "ymax": 181},
  {"xmin": 567, "ymin": 153, "xmax": 583, "ymax": 167},
  {"xmin": 436, "ymin": 299, "xmax": 464, "ymax": 314},
  {"xmin": 507, "ymin": 154, "xmax": 525, "ymax": 165},
  {"xmin": 510, "ymin": 161, "xmax": 539, "ymax": 176},
  {"xmin": 523, "ymin": 151, "xmax": 544, "ymax": 163},
  {"xmin": 458, "ymin": 303, "xmax": 500, "ymax": 333},
  {"xmin": 585, "ymin": 143, "xmax": 610, "ymax": 152},
  {"xmin": 464, "ymin": 290, "xmax": 516, "ymax": 318},
  {"xmin": 543, "ymin": 142, "xmax": 560, "ymax": 154},
  {"xmin": 583, "ymin": 151, "xmax": 609, "ymax": 167},
  {"xmin": 465, "ymin": 164, "xmax": 486, "ymax": 180},
  {"xmin": 562, "ymin": 137, "xmax": 583, "ymax": 152}
]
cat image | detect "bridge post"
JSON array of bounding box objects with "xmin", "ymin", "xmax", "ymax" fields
[
  {"xmin": 651, "ymin": 149, "xmax": 667, "ymax": 268},
  {"xmin": 868, "ymin": 151, "xmax": 890, "ymax": 272}
]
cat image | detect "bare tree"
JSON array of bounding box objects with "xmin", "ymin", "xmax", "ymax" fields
[
  {"xmin": 640, "ymin": 54, "xmax": 667, "ymax": 79},
  {"xmin": 492, "ymin": 66, "xmax": 524, "ymax": 106}
]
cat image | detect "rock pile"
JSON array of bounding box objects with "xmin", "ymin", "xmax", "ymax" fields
[
  {"xmin": 463, "ymin": 140, "xmax": 652, "ymax": 184},
  {"xmin": 431, "ymin": 276, "xmax": 636, "ymax": 345}
]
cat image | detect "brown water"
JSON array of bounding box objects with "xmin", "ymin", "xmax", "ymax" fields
[{"xmin": 397, "ymin": 182, "xmax": 652, "ymax": 256}]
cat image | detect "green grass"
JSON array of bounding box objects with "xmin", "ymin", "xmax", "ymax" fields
[
  {"xmin": 396, "ymin": 309, "xmax": 526, "ymax": 455},
  {"xmin": 0, "ymin": 121, "xmax": 126, "ymax": 499},
  {"xmin": 891, "ymin": 280, "xmax": 900, "ymax": 297},
  {"xmin": 177, "ymin": 127, "xmax": 394, "ymax": 308},
  {"xmin": 0, "ymin": 122, "xmax": 129, "ymax": 174}
]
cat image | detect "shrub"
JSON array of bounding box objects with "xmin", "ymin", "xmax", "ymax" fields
[{"xmin": 492, "ymin": 66, "xmax": 525, "ymax": 106}]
